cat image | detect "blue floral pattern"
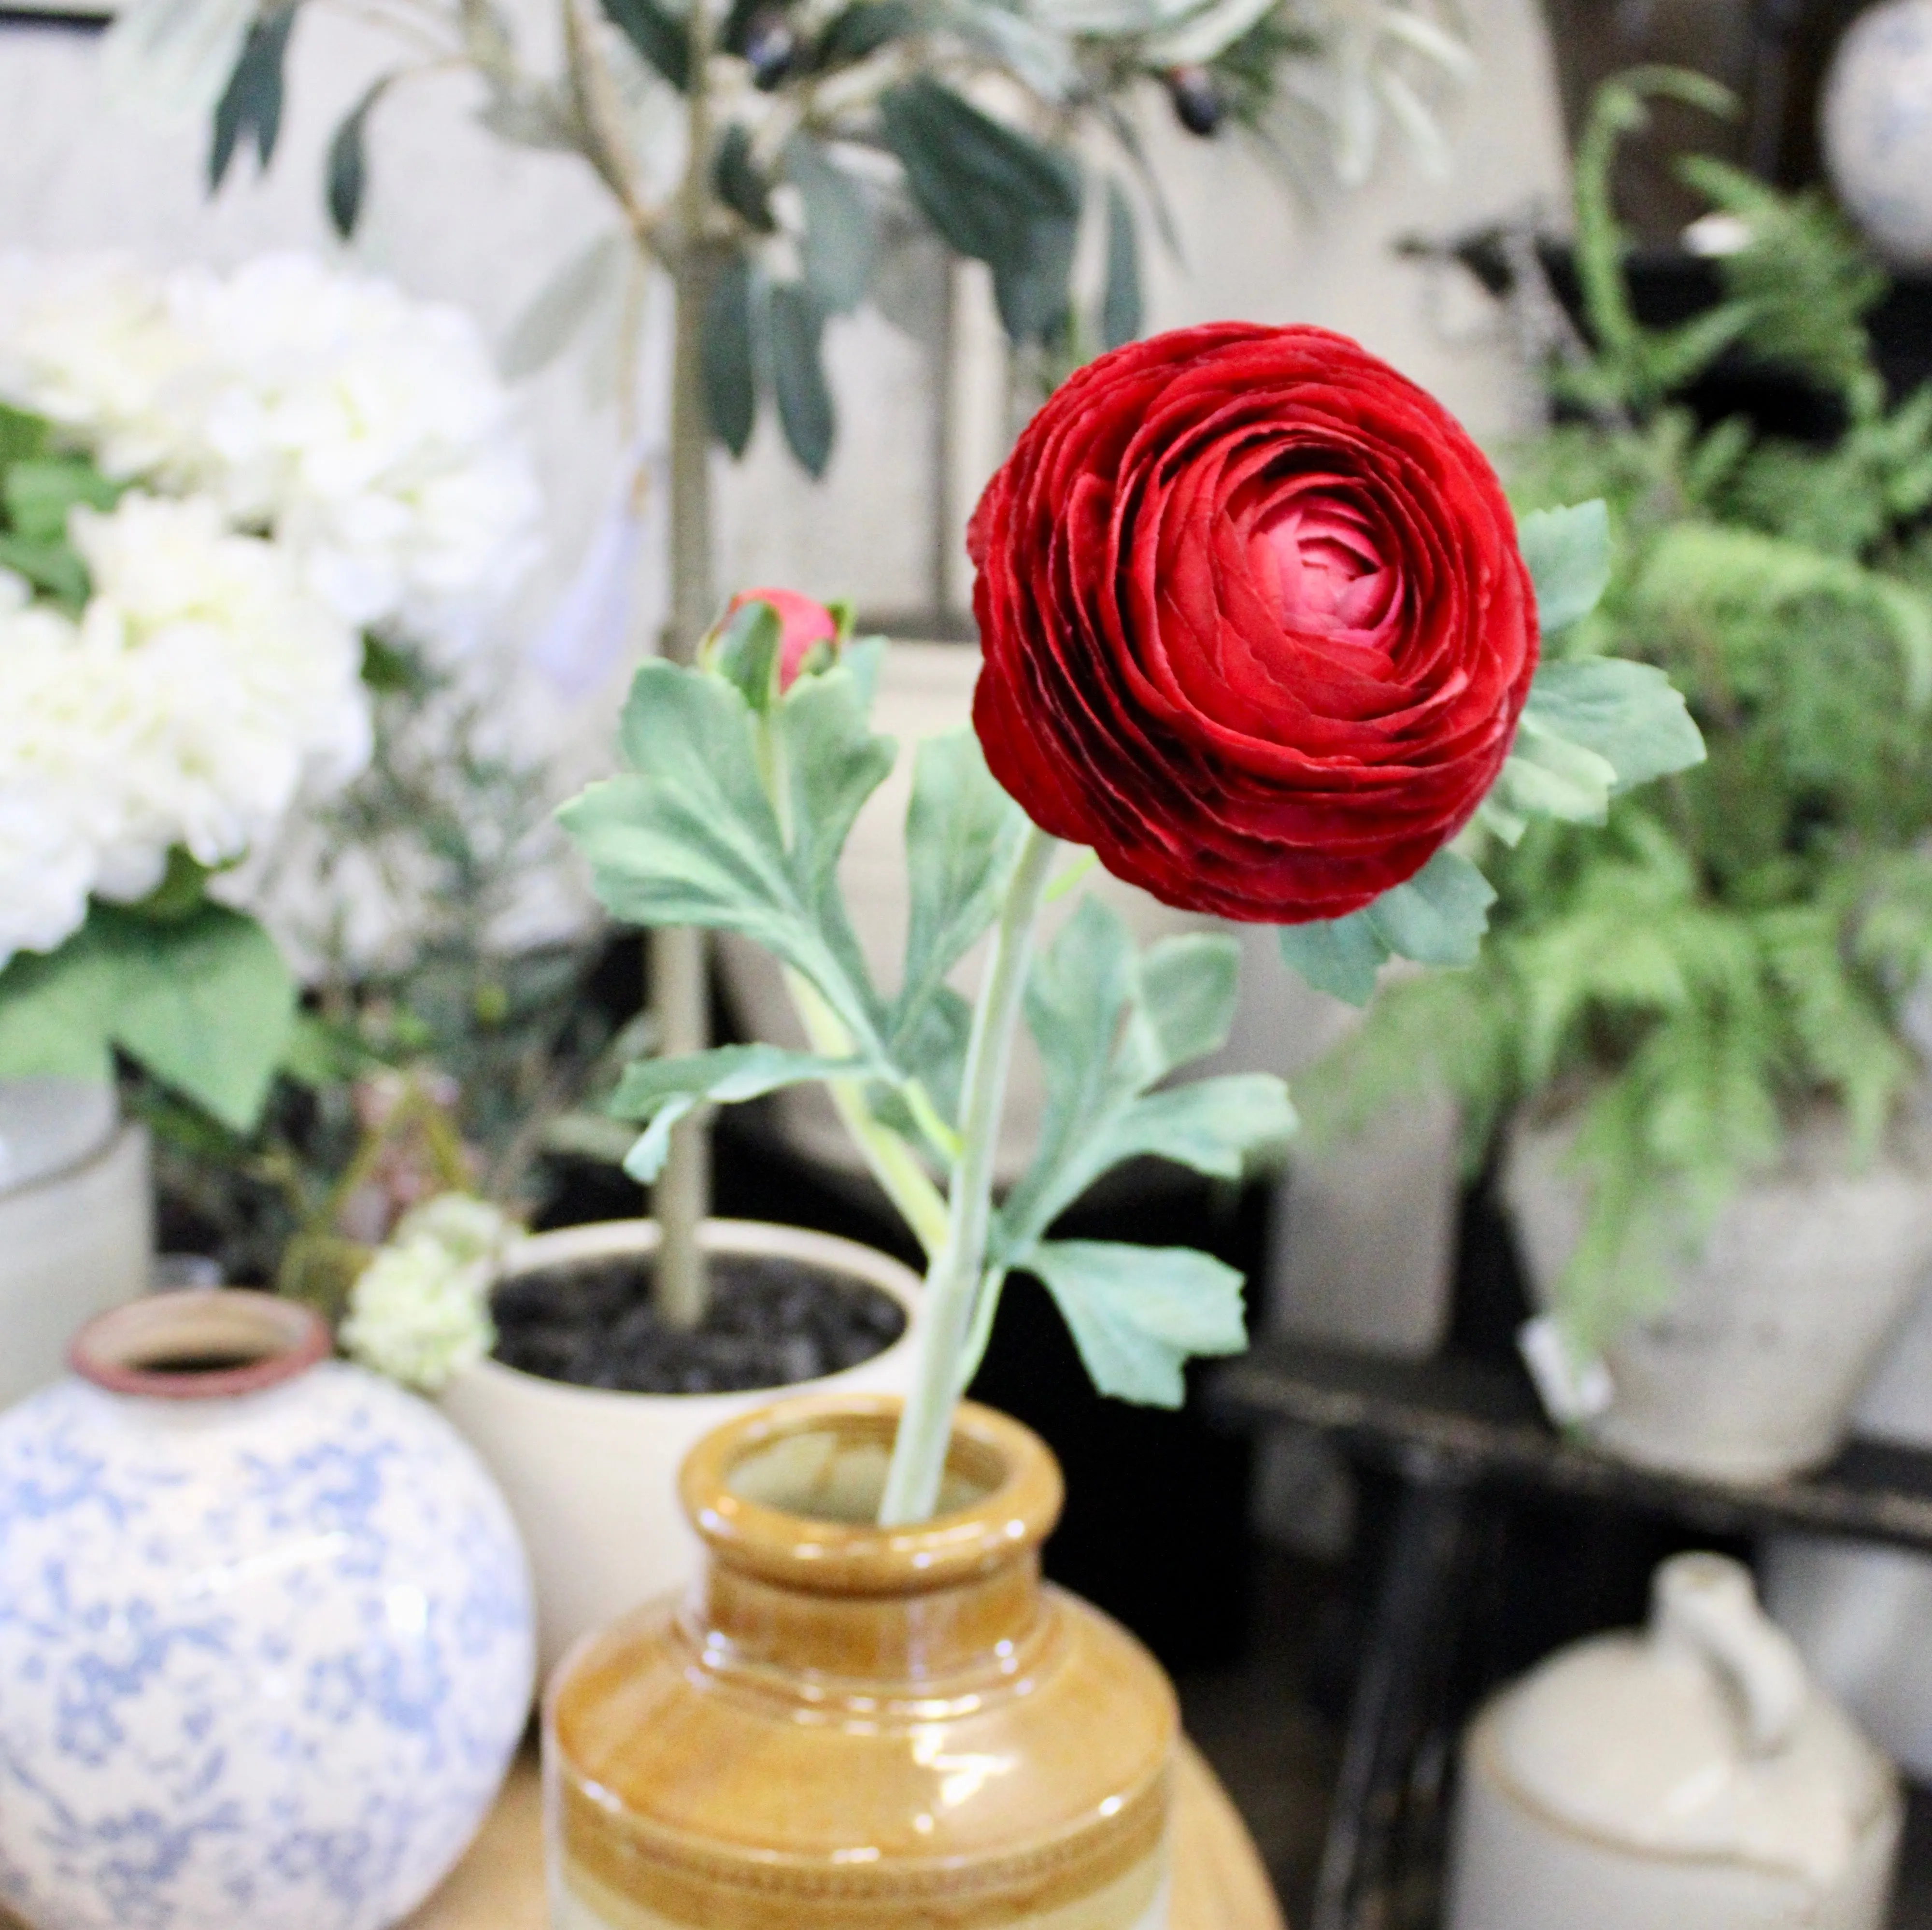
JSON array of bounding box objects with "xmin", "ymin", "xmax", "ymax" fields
[{"xmin": 0, "ymin": 1362, "xmax": 533, "ymax": 1930}]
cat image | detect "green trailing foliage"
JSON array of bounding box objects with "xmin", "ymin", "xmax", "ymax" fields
[
  {"xmin": 1295, "ymin": 73, "xmax": 1932, "ymax": 1352},
  {"xmin": 561, "ymin": 641, "xmax": 1296, "ymax": 1408}
]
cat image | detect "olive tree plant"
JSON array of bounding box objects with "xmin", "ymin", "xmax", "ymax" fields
[{"xmin": 107, "ymin": 0, "xmax": 1471, "ymax": 1322}]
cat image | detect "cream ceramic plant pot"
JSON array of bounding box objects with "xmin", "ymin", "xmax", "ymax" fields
[
  {"xmin": 1445, "ymin": 1553, "xmax": 1900, "ymax": 1930},
  {"xmin": 545, "ymin": 1394, "xmax": 1177, "ymax": 1930},
  {"xmin": 440, "ymin": 1218, "xmax": 923, "ymax": 1682},
  {"xmin": 0, "ymin": 1079, "xmax": 151, "ymax": 1411},
  {"xmin": 1502, "ymin": 1106, "xmax": 1932, "ymax": 1482}
]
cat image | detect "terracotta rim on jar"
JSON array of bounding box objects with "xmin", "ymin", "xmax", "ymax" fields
[
  {"xmin": 70, "ymin": 1289, "xmax": 331, "ymax": 1400},
  {"xmin": 680, "ymin": 1393, "xmax": 1064, "ymax": 1596}
]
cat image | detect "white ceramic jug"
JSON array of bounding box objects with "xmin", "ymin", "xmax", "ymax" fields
[{"xmin": 1445, "ymin": 1553, "xmax": 1901, "ymax": 1930}]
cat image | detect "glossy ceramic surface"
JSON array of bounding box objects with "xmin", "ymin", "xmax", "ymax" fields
[
  {"xmin": 441, "ymin": 1219, "xmax": 923, "ymax": 1682},
  {"xmin": 545, "ymin": 1394, "xmax": 1177, "ymax": 1929},
  {"xmin": 0, "ymin": 1291, "xmax": 535, "ymax": 1930},
  {"xmin": 1447, "ymin": 1554, "xmax": 1900, "ymax": 1930}
]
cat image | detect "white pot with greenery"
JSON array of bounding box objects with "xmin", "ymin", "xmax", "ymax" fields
[
  {"xmin": 1300, "ymin": 73, "xmax": 1932, "ymax": 1481},
  {"xmin": 436, "ymin": 1216, "xmax": 921, "ymax": 1678}
]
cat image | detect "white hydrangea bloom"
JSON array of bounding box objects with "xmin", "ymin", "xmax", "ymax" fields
[
  {"xmin": 0, "ymin": 493, "xmax": 371, "ymax": 964},
  {"xmin": 0, "ymin": 251, "xmax": 542, "ymax": 644},
  {"xmin": 341, "ymin": 1194, "xmax": 518, "ymax": 1392}
]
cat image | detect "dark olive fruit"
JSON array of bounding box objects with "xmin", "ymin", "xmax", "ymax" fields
[
  {"xmin": 1165, "ymin": 64, "xmax": 1223, "ymax": 137},
  {"xmin": 745, "ymin": 8, "xmax": 799, "ymax": 87}
]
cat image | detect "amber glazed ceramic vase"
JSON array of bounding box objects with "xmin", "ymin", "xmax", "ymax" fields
[{"xmin": 544, "ymin": 1393, "xmax": 1177, "ymax": 1929}]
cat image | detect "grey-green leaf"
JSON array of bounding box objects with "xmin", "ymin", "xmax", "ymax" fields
[
  {"xmin": 789, "ymin": 139, "xmax": 875, "ymax": 314},
  {"xmin": 326, "ymin": 74, "xmax": 389, "ymax": 238},
  {"xmin": 1023, "ymin": 1240, "xmax": 1247, "ymax": 1407},
  {"xmin": 1522, "ymin": 657, "xmax": 1707, "ymax": 794},
  {"xmin": 1101, "ymin": 177, "xmax": 1141, "ymax": 350},
  {"xmin": 1277, "ymin": 912, "xmax": 1392, "ymax": 1006},
  {"xmin": 1363, "ymin": 848, "xmax": 1496, "ymax": 968},
  {"xmin": 501, "ymin": 233, "xmax": 625, "ymax": 380},
  {"xmin": 703, "ymin": 255, "xmax": 759, "ymax": 457},
  {"xmin": 209, "ymin": 5, "xmax": 294, "ymax": 191},
  {"xmin": 1520, "ymin": 499, "xmax": 1612, "ymax": 635},
  {"xmin": 714, "ymin": 124, "xmax": 776, "ymax": 232},
  {"xmin": 1125, "ymin": 932, "xmax": 1239, "ymax": 1081},
  {"xmin": 610, "ymin": 1044, "xmax": 861, "ymax": 1178},
  {"xmin": 896, "ymin": 730, "xmax": 1026, "ymax": 1041},
  {"xmin": 600, "ymin": 0, "xmax": 688, "ymax": 88},
  {"xmin": 707, "ymin": 596, "xmax": 783, "ymax": 712},
  {"xmin": 768, "ymin": 282, "xmax": 835, "ymax": 477}
]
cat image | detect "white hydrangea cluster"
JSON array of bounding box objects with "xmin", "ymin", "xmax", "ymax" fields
[
  {"xmin": 341, "ymin": 1194, "xmax": 519, "ymax": 1392},
  {"xmin": 0, "ymin": 251, "xmax": 542, "ymax": 640},
  {"xmin": 0, "ymin": 494, "xmax": 371, "ymax": 964}
]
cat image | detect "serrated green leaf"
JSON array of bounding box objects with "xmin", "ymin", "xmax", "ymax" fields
[
  {"xmin": 610, "ymin": 1044, "xmax": 860, "ymax": 1178},
  {"xmin": 1125, "ymin": 932, "xmax": 1238, "ymax": 1081},
  {"xmin": 560, "ymin": 659, "xmax": 892, "ymax": 1060},
  {"xmin": 1022, "ymin": 1240, "xmax": 1247, "ymax": 1407},
  {"xmin": 0, "ymin": 533, "xmax": 88, "ymax": 610},
  {"xmin": 707, "ymin": 596, "xmax": 783, "ymax": 713},
  {"xmin": 1101, "ymin": 177, "xmax": 1141, "ymax": 350},
  {"xmin": 0, "ymin": 404, "xmax": 50, "ymax": 467},
  {"xmin": 1521, "ymin": 657, "xmax": 1706, "ymax": 795},
  {"xmin": 601, "ymin": 0, "xmax": 688, "ymax": 88},
  {"xmin": 1364, "ymin": 848, "xmax": 1496, "ymax": 968},
  {"xmin": 1001, "ymin": 900, "xmax": 1293, "ymax": 1251},
  {"xmin": 1520, "ymin": 499, "xmax": 1611, "ymax": 635},
  {"xmin": 768, "ymin": 282, "xmax": 835, "ymax": 477},
  {"xmin": 788, "ymin": 139, "xmax": 874, "ymax": 314},
  {"xmin": 895, "ymin": 730, "xmax": 1026, "ymax": 1047},
  {"xmin": 96, "ymin": 905, "xmax": 296, "ymax": 1131},
  {"xmin": 0, "ymin": 937, "xmax": 117, "ymax": 1085},
  {"xmin": 1277, "ymin": 911, "xmax": 1393, "ymax": 1006},
  {"xmin": 703, "ymin": 255, "xmax": 759, "ymax": 457},
  {"xmin": 714, "ymin": 124, "xmax": 776, "ymax": 232},
  {"xmin": 4, "ymin": 459, "xmax": 120, "ymax": 544},
  {"xmin": 209, "ymin": 6, "xmax": 294, "ymax": 191}
]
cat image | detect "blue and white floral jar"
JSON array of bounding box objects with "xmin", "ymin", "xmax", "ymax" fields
[{"xmin": 0, "ymin": 1290, "xmax": 534, "ymax": 1930}]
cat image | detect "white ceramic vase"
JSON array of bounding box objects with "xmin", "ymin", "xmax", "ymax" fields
[
  {"xmin": 1822, "ymin": 0, "xmax": 1932, "ymax": 269},
  {"xmin": 1446, "ymin": 1553, "xmax": 1900, "ymax": 1930},
  {"xmin": 1502, "ymin": 1106, "xmax": 1932, "ymax": 1482},
  {"xmin": 439, "ymin": 1217, "xmax": 923, "ymax": 1682},
  {"xmin": 0, "ymin": 1290, "xmax": 534, "ymax": 1930},
  {"xmin": 0, "ymin": 1079, "xmax": 152, "ymax": 1411}
]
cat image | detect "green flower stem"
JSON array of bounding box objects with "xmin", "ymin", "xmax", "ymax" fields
[
  {"xmin": 878, "ymin": 821, "xmax": 1059, "ymax": 1526},
  {"xmin": 782, "ymin": 967, "xmax": 952, "ymax": 1261}
]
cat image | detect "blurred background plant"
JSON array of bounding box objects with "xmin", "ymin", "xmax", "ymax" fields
[
  {"xmin": 106, "ymin": 0, "xmax": 1479, "ymax": 1327},
  {"xmin": 1300, "ymin": 68, "xmax": 1932, "ymax": 1360}
]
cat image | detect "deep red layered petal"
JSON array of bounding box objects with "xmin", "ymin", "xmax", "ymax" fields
[{"xmin": 969, "ymin": 323, "xmax": 1537, "ymax": 923}]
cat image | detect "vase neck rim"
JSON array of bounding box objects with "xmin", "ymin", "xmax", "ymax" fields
[
  {"xmin": 71, "ymin": 1290, "xmax": 331, "ymax": 1400},
  {"xmin": 681, "ymin": 1395, "xmax": 1063, "ymax": 1598}
]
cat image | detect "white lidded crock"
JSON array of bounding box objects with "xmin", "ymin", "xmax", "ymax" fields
[{"xmin": 1445, "ymin": 1553, "xmax": 1901, "ymax": 1930}]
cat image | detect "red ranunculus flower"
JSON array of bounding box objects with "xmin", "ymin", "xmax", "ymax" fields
[
  {"xmin": 968, "ymin": 323, "xmax": 1538, "ymax": 923},
  {"xmin": 723, "ymin": 587, "xmax": 839, "ymax": 690}
]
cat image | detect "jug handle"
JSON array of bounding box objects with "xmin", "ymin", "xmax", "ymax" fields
[{"xmin": 1651, "ymin": 1553, "xmax": 1808, "ymax": 1756}]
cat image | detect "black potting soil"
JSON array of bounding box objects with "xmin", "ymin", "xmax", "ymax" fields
[{"xmin": 488, "ymin": 1251, "xmax": 907, "ymax": 1394}]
